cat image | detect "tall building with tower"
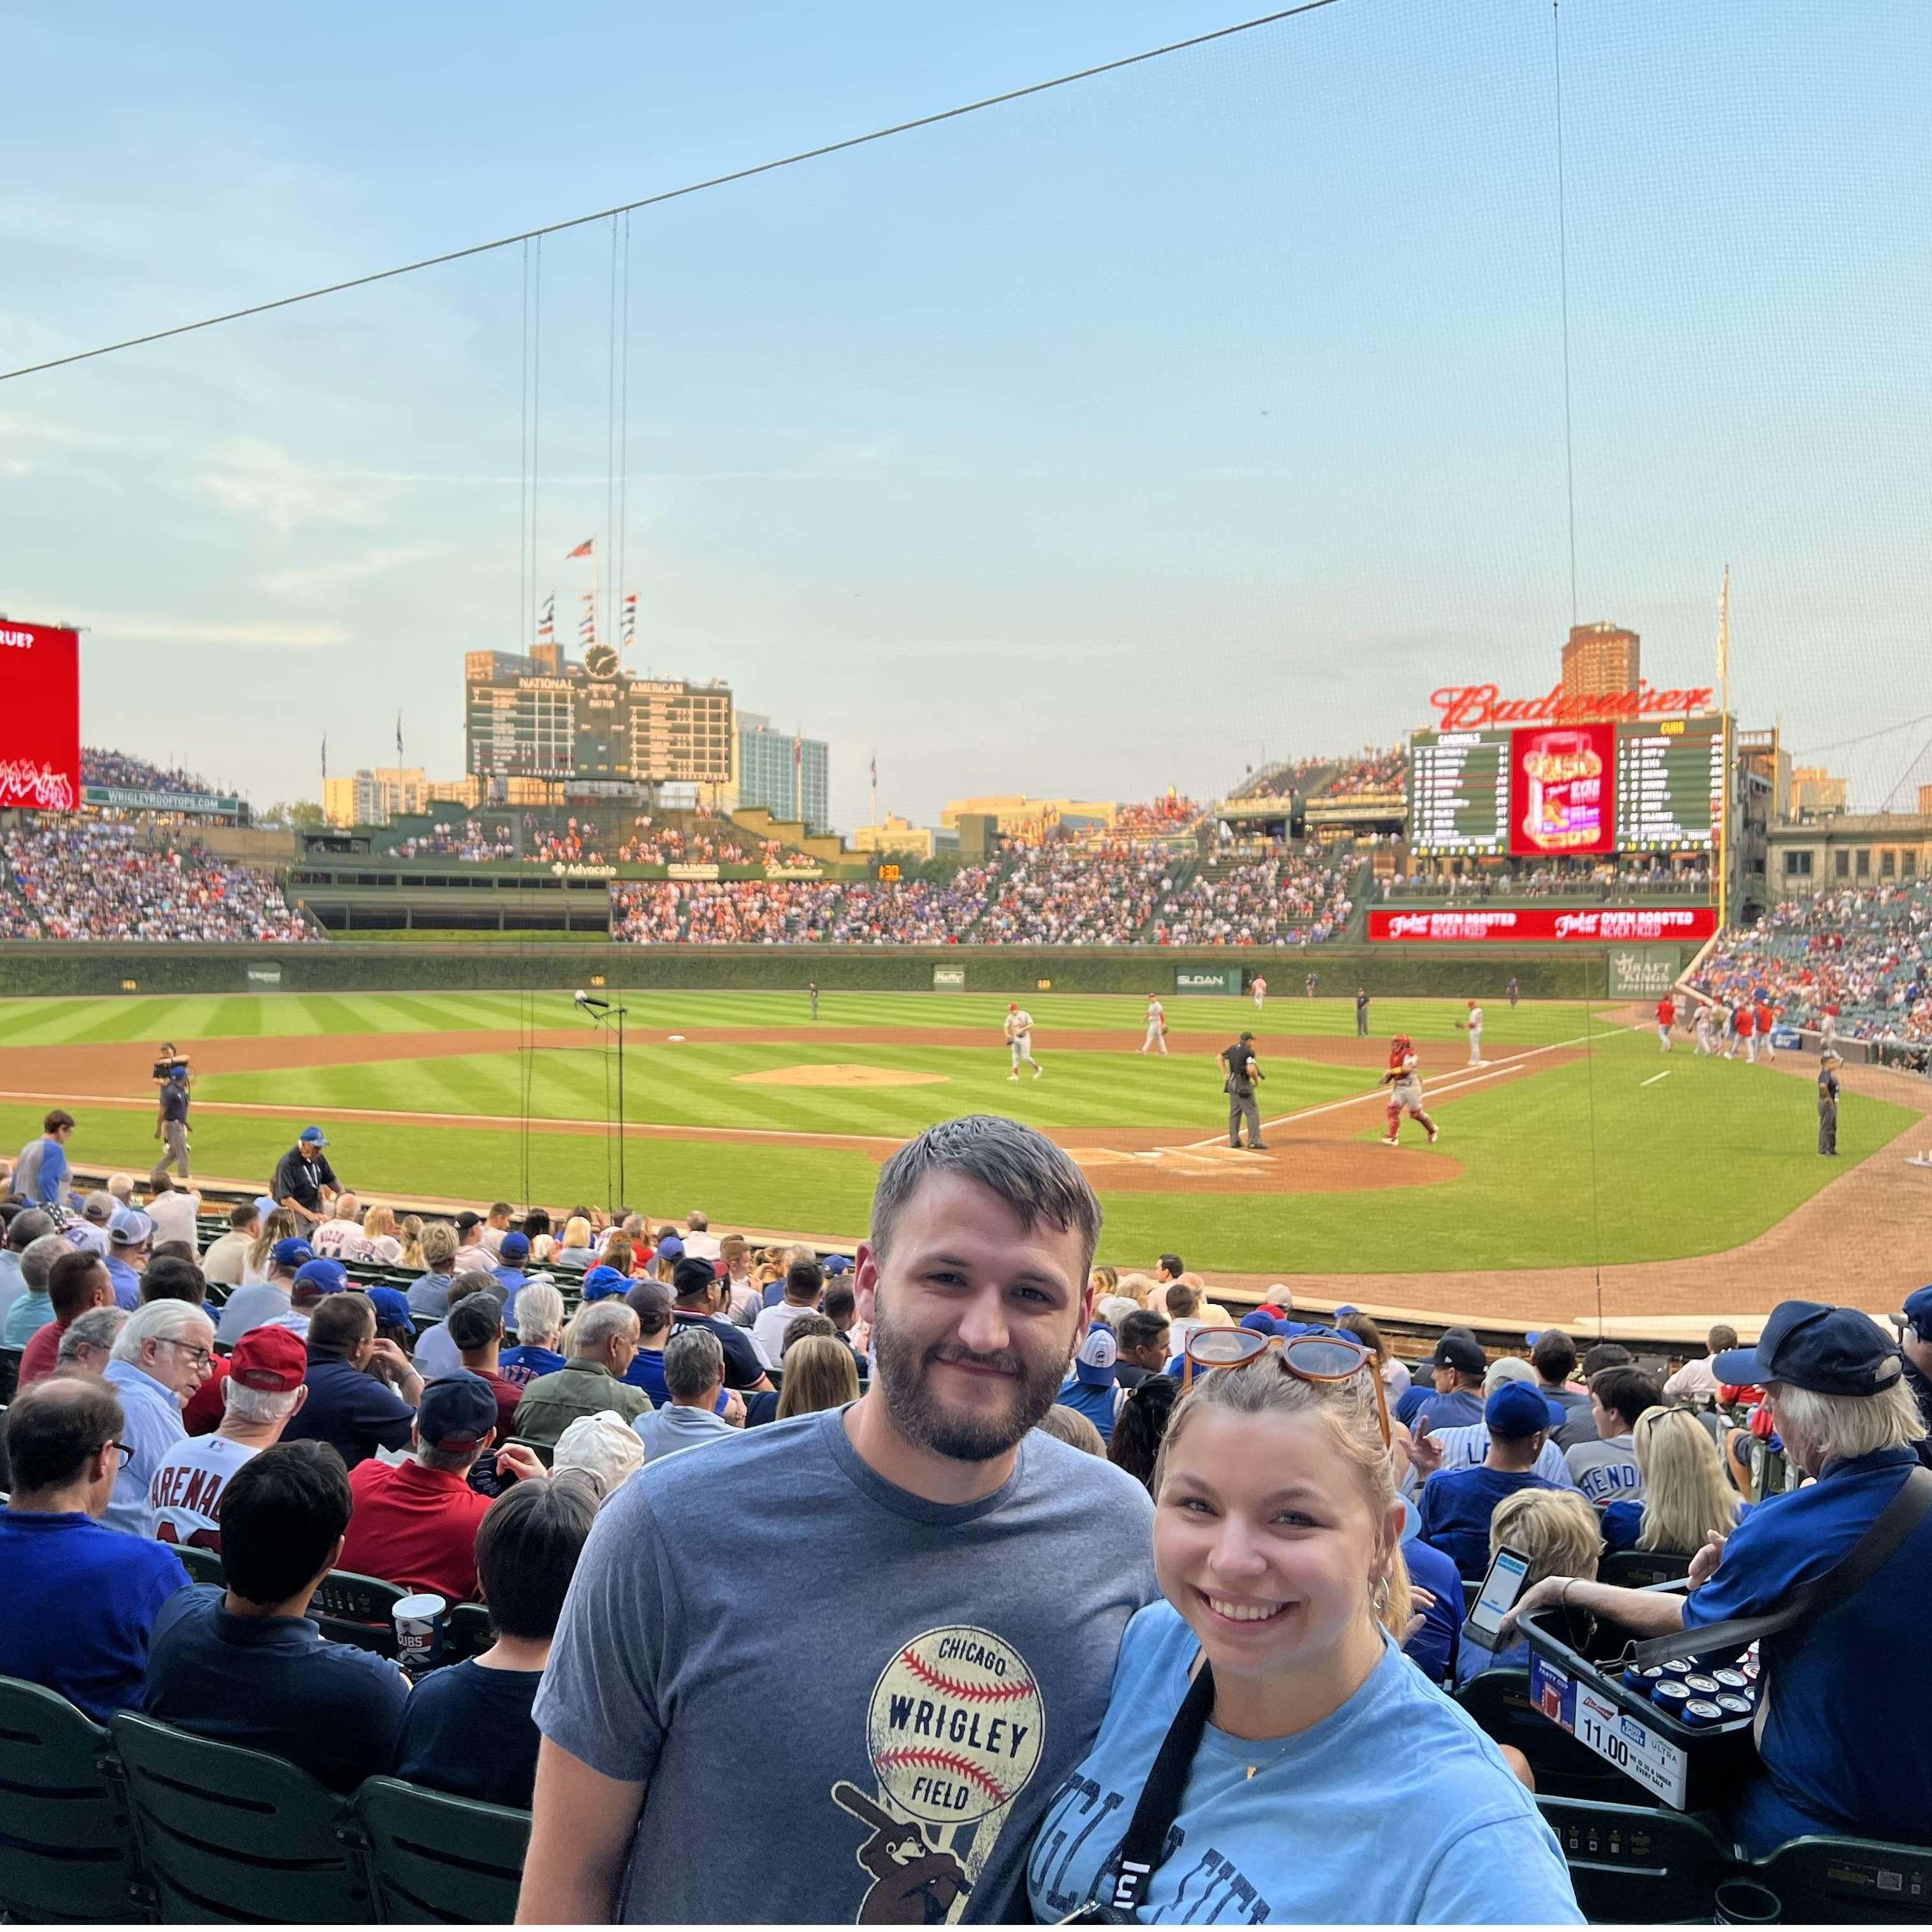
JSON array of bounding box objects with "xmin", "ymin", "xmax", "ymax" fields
[
  {"xmin": 736, "ymin": 713, "xmax": 830, "ymax": 832},
  {"xmin": 1562, "ymin": 622, "xmax": 1641, "ymax": 701},
  {"xmin": 463, "ymin": 644, "xmax": 733, "ymax": 799}
]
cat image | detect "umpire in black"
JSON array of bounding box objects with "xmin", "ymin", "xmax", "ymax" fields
[{"xmin": 1222, "ymin": 1032, "xmax": 1265, "ymax": 1150}]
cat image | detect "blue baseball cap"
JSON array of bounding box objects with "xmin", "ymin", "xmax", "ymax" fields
[
  {"xmin": 1898, "ymin": 1286, "xmax": 1932, "ymax": 1340},
  {"xmin": 581, "ymin": 1264, "xmax": 629, "ymax": 1301},
  {"xmin": 655, "ymin": 1233, "xmax": 685, "ymax": 1261},
  {"xmin": 1486, "ymin": 1381, "xmax": 1553, "ymax": 1438},
  {"xmin": 271, "ymin": 1237, "xmax": 314, "ymax": 1269},
  {"xmin": 365, "ymin": 1287, "xmax": 416, "ymax": 1336},
  {"xmin": 292, "ymin": 1257, "xmax": 348, "ymax": 1296},
  {"xmin": 108, "ymin": 1209, "xmax": 154, "ymax": 1248},
  {"xmin": 1074, "ymin": 1328, "xmax": 1118, "ymax": 1387},
  {"xmin": 498, "ymin": 1231, "xmax": 531, "ymax": 1262},
  {"xmin": 1713, "ymin": 1301, "xmax": 1905, "ymax": 1398},
  {"xmin": 823, "ymin": 1254, "xmax": 851, "ymax": 1276},
  {"xmin": 298, "ymin": 1126, "xmax": 328, "ymax": 1146}
]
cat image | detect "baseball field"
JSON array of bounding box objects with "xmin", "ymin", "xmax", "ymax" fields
[{"xmin": 2, "ymin": 987, "xmax": 1924, "ymax": 1324}]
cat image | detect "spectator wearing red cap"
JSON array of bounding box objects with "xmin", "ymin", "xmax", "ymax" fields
[
  {"xmin": 340, "ymin": 1372, "xmax": 545, "ymax": 1602},
  {"xmin": 148, "ymin": 1327, "xmax": 309, "ymax": 1551}
]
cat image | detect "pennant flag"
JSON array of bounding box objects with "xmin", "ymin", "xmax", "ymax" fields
[
  {"xmin": 538, "ymin": 592, "xmax": 555, "ymax": 640},
  {"xmin": 566, "ymin": 538, "xmax": 595, "ymax": 559},
  {"xmin": 321, "ymin": 733, "xmax": 328, "ymax": 782},
  {"xmin": 396, "ymin": 712, "xmax": 404, "ymax": 760},
  {"xmin": 621, "ymin": 594, "xmax": 638, "ymax": 647}
]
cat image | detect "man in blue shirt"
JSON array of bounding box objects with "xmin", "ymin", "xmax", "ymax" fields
[
  {"xmin": 0, "ymin": 1377, "xmax": 189, "ymax": 1719},
  {"xmin": 1055, "ymin": 1327, "xmax": 1125, "ymax": 1444},
  {"xmin": 1504, "ymin": 1300, "xmax": 1932, "ymax": 1857},
  {"xmin": 0, "ymin": 1208, "xmax": 54, "ymax": 1335},
  {"xmin": 1417, "ymin": 1382, "xmax": 1557, "ymax": 1576},
  {"xmin": 279, "ymin": 1291, "xmax": 422, "ymax": 1468},
  {"xmin": 16, "ymin": 1109, "xmax": 76, "ymax": 1208},
  {"xmin": 1412, "ymin": 1332, "xmax": 1489, "ymax": 1435},
  {"xmin": 144, "ymin": 1438, "xmax": 410, "ymax": 1793},
  {"xmin": 103, "ymin": 1209, "xmax": 153, "ymax": 1311},
  {"xmin": 103, "ymin": 1301, "xmax": 215, "ymax": 1536},
  {"xmin": 1398, "ymin": 1501, "xmax": 1467, "ymax": 1685},
  {"xmin": 491, "ymin": 1231, "xmax": 532, "ymax": 1313}
]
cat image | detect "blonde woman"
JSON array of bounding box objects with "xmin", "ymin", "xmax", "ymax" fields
[
  {"xmin": 1601, "ymin": 1406, "xmax": 1743, "ymax": 1556},
  {"xmin": 242, "ymin": 1207, "xmax": 303, "ymax": 1284},
  {"xmin": 1090, "ymin": 1264, "xmax": 1120, "ymax": 1300},
  {"xmin": 774, "ymin": 1335, "xmax": 860, "ymax": 1420},
  {"xmin": 362, "ymin": 1202, "xmax": 401, "ymax": 1266},
  {"xmin": 557, "ymin": 1217, "xmax": 598, "ymax": 1271},
  {"xmin": 1454, "ymin": 1488, "xmax": 1601, "ymax": 1686},
  {"xmin": 1029, "ymin": 1336, "xmax": 1577, "ymax": 1923},
  {"xmin": 397, "ymin": 1214, "xmax": 425, "ymax": 1271}
]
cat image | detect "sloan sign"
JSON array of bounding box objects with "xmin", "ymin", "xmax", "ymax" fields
[{"xmin": 1369, "ymin": 907, "xmax": 1718, "ymax": 944}]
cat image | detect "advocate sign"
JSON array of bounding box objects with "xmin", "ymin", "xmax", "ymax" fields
[
  {"xmin": 0, "ymin": 620, "xmax": 80, "ymax": 810},
  {"xmin": 1430, "ymin": 682, "xmax": 1715, "ymax": 731},
  {"xmin": 1370, "ymin": 907, "xmax": 1718, "ymax": 944}
]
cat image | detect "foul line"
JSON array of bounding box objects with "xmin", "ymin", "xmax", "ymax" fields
[{"xmin": 1640, "ymin": 1070, "xmax": 1672, "ymax": 1088}]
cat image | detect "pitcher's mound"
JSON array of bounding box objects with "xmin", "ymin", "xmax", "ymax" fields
[{"xmin": 735, "ymin": 1064, "xmax": 947, "ymax": 1089}]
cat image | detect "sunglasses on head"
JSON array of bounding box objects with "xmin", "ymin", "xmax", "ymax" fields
[{"xmin": 1181, "ymin": 1328, "xmax": 1392, "ymax": 1447}]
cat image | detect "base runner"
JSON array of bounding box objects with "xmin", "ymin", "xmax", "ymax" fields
[
  {"xmin": 1379, "ymin": 1034, "xmax": 1439, "ymax": 1148},
  {"xmin": 1139, "ymin": 995, "xmax": 1168, "ymax": 1056},
  {"xmin": 1005, "ymin": 1003, "xmax": 1043, "ymax": 1081},
  {"xmin": 1656, "ymin": 992, "xmax": 1676, "ymax": 1053}
]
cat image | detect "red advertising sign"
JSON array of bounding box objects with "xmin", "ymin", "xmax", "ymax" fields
[
  {"xmin": 1430, "ymin": 682, "xmax": 1715, "ymax": 731},
  {"xmin": 0, "ymin": 620, "xmax": 80, "ymax": 810},
  {"xmin": 1370, "ymin": 906, "xmax": 1719, "ymax": 944},
  {"xmin": 1509, "ymin": 722, "xmax": 1615, "ymax": 858}
]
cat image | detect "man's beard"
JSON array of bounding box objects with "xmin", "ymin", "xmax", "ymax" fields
[{"xmin": 872, "ymin": 1295, "xmax": 1068, "ymax": 1463}]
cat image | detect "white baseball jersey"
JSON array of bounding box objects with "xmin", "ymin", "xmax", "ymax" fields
[
  {"xmin": 1468, "ymin": 1006, "xmax": 1484, "ymax": 1034},
  {"xmin": 1146, "ymin": 1000, "xmax": 1164, "ymax": 1024},
  {"xmin": 149, "ymin": 1433, "xmax": 262, "ymax": 1549},
  {"xmin": 1253, "ymin": 979, "xmax": 1267, "ymax": 995},
  {"xmin": 1006, "ymin": 1011, "xmax": 1034, "ymax": 1043}
]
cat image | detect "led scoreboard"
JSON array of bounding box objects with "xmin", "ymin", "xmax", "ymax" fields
[{"xmin": 1409, "ymin": 717, "xmax": 1722, "ymax": 858}]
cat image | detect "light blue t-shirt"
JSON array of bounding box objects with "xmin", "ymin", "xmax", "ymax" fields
[
  {"xmin": 1026, "ymin": 1602, "xmax": 1580, "ymax": 1925},
  {"xmin": 3, "ymin": 1289, "xmax": 52, "ymax": 1347}
]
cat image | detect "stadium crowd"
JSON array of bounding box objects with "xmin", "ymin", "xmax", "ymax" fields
[
  {"xmin": 80, "ymin": 747, "xmax": 224, "ymax": 795},
  {"xmin": 1, "ymin": 1107, "xmax": 1927, "ymax": 1922},
  {"xmin": 0, "ymin": 819, "xmax": 314, "ymax": 943},
  {"xmin": 1384, "ymin": 859, "xmax": 1715, "ymax": 898},
  {"xmin": 1157, "ymin": 847, "xmax": 1355, "ymax": 946},
  {"xmin": 393, "ymin": 817, "xmax": 518, "ymax": 861},
  {"xmin": 979, "ymin": 840, "xmax": 1175, "ymax": 944}
]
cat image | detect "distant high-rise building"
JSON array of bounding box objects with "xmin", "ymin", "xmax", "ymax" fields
[
  {"xmin": 1791, "ymin": 766, "xmax": 1848, "ymax": 818},
  {"xmin": 323, "ymin": 768, "xmax": 427, "ymax": 828},
  {"xmin": 736, "ymin": 712, "xmax": 830, "ymax": 832},
  {"xmin": 1562, "ymin": 622, "xmax": 1641, "ymax": 702}
]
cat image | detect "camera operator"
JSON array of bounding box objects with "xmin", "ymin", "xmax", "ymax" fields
[{"xmin": 1502, "ymin": 1300, "xmax": 1931, "ymax": 1857}]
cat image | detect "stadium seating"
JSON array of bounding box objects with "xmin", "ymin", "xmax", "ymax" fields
[
  {"xmin": 1537, "ymin": 1795, "xmax": 1734, "ymax": 1923},
  {"xmin": 1454, "ymin": 1669, "xmax": 1647, "ymax": 1804},
  {"xmin": 355, "ymin": 1777, "xmax": 531, "ymax": 1924},
  {"xmin": 309, "ymin": 1570, "xmax": 410, "ymax": 1656},
  {"xmin": 0, "ymin": 1676, "xmax": 147, "ymax": 1923},
  {"xmin": 168, "ymin": 1544, "xmax": 223, "ymax": 1590},
  {"xmin": 1752, "ymin": 1834, "xmax": 1932, "ymax": 1924}
]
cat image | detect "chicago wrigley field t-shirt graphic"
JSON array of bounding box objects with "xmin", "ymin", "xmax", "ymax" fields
[{"xmin": 834, "ymin": 1625, "xmax": 1046, "ymax": 1924}]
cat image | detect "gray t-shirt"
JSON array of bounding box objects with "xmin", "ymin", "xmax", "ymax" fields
[
  {"xmin": 214, "ymin": 1282, "xmax": 293, "ymax": 1347},
  {"xmin": 534, "ymin": 1407, "xmax": 1158, "ymax": 1924}
]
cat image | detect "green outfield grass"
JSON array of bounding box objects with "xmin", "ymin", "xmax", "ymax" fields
[{"xmin": 0, "ymin": 990, "xmax": 1911, "ymax": 1277}]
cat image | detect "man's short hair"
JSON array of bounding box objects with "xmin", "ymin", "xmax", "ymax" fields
[
  {"xmin": 1531, "ymin": 1329, "xmax": 1579, "ymax": 1384},
  {"xmin": 57, "ymin": 1304, "xmax": 130, "ymax": 1365},
  {"xmin": 448, "ymin": 1296, "xmax": 502, "ymax": 1353},
  {"xmin": 1581, "ymin": 1342, "xmax": 1634, "ymax": 1378},
  {"xmin": 1590, "ymin": 1365, "xmax": 1663, "ymax": 1431},
  {"xmin": 1158, "ymin": 1254, "xmax": 1183, "ymax": 1278},
  {"xmin": 780, "ymin": 1312, "xmax": 837, "ymax": 1355},
  {"xmin": 573, "ymin": 1300, "xmax": 637, "ymax": 1356},
  {"xmin": 48, "ymin": 1250, "xmax": 110, "ymax": 1324},
  {"xmin": 823, "ymin": 1281, "xmax": 856, "ymax": 1326},
  {"xmin": 20, "ymin": 1233, "xmax": 66, "ymax": 1294},
  {"xmin": 1707, "ymin": 1323, "xmax": 1739, "ymax": 1355},
  {"xmin": 6, "ymin": 1209, "xmax": 53, "ymax": 1252},
  {"xmin": 1164, "ymin": 1282, "xmax": 1201, "ymax": 1318},
  {"xmin": 228, "ymin": 1201, "xmax": 259, "ymax": 1231},
  {"xmin": 626, "ymin": 1282, "xmax": 673, "ymax": 1338},
  {"xmin": 140, "ymin": 1255, "xmax": 207, "ymax": 1306},
  {"xmin": 447, "ymin": 1270, "xmax": 499, "ymax": 1312},
  {"xmin": 688, "ymin": 1211, "xmax": 709, "ymax": 1231},
  {"xmin": 664, "ymin": 1326, "xmax": 724, "ymax": 1400},
  {"xmin": 419, "ymin": 1221, "xmax": 458, "ymax": 1268},
  {"xmin": 305, "ymin": 1291, "xmax": 376, "ymax": 1358},
  {"xmin": 112, "ymin": 1299, "xmax": 210, "ymax": 1364},
  {"xmin": 784, "ymin": 1258, "xmax": 824, "ymax": 1305},
  {"xmin": 217, "ymin": 1440, "xmax": 352, "ymax": 1605},
  {"xmin": 42, "ymin": 1109, "xmax": 75, "ymax": 1135},
  {"xmin": 488, "ymin": 1201, "xmax": 513, "ymax": 1220},
  {"xmin": 869, "ymin": 1115, "xmax": 1102, "ymax": 1277},
  {"xmin": 4, "ymin": 1377, "xmax": 124, "ymax": 1492},
  {"xmin": 1118, "ymin": 1309, "xmax": 1171, "ymax": 1356},
  {"xmin": 475, "ymin": 1477, "xmax": 598, "ymax": 1641}
]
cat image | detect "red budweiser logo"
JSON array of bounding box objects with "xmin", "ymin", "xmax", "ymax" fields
[{"xmin": 1429, "ymin": 682, "xmax": 1716, "ymax": 731}]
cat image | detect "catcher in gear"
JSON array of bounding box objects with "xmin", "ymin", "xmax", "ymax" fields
[{"xmin": 1379, "ymin": 1033, "xmax": 1439, "ymax": 1147}]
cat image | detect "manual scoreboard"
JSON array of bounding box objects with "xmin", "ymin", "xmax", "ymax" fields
[{"xmin": 1409, "ymin": 717, "xmax": 1722, "ymax": 858}]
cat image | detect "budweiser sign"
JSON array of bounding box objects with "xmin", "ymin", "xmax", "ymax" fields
[
  {"xmin": 1430, "ymin": 682, "xmax": 1715, "ymax": 731},
  {"xmin": 1369, "ymin": 907, "xmax": 1718, "ymax": 944}
]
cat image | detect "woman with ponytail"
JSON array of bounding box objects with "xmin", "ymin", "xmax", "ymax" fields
[{"xmin": 1028, "ymin": 1331, "xmax": 1578, "ymax": 1924}]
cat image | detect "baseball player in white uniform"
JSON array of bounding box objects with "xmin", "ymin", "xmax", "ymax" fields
[
  {"xmin": 1005, "ymin": 1003, "xmax": 1043, "ymax": 1080},
  {"xmin": 1252, "ymin": 975, "xmax": 1268, "ymax": 1011},
  {"xmin": 1141, "ymin": 995, "xmax": 1169, "ymax": 1056},
  {"xmin": 1460, "ymin": 999, "xmax": 1486, "ymax": 1067}
]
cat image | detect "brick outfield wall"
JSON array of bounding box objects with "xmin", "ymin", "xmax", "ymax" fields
[{"xmin": 0, "ymin": 942, "xmax": 1685, "ymax": 999}]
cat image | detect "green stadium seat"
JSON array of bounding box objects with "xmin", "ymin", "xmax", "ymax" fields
[
  {"xmin": 444, "ymin": 1602, "xmax": 493, "ymax": 1662},
  {"xmin": 167, "ymin": 1542, "xmax": 224, "ymax": 1590},
  {"xmin": 1454, "ymin": 1669, "xmax": 1648, "ymax": 1803},
  {"xmin": 308, "ymin": 1570, "xmax": 408, "ymax": 1656},
  {"xmin": 1597, "ymin": 1548, "xmax": 1694, "ymax": 1589},
  {"xmin": 1753, "ymin": 1833, "xmax": 1932, "ymax": 1922},
  {"xmin": 0, "ymin": 1676, "xmax": 148, "ymax": 1922},
  {"xmin": 354, "ymin": 1776, "xmax": 530, "ymax": 1922},
  {"xmin": 109, "ymin": 1711, "xmax": 376, "ymax": 1923},
  {"xmin": 1537, "ymin": 1795, "xmax": 1736, "ymax": 1922}
]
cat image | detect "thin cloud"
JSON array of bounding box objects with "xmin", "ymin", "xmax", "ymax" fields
[{"xmin": 252, "ymin": 541, "xmax": 454, "ymax": 599}]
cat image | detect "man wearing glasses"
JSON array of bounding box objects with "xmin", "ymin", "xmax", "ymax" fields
[
  {"xmin": 101, "ymin": 1301, "xmax": 214, "ymax": 1537},
  {"xmin": 0, "ymin": 1377, "xmax": 191, "ymax": 1721}
]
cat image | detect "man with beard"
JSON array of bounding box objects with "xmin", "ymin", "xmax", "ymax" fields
[{"xmin": 522, "ymin": 1116, "xmax": 1157, "ymax": 1924}]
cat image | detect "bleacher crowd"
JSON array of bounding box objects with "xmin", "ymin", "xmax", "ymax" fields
[
  {"xmin": 1, "ymin": 1106, "xmax": 1928, "ymax": 1922},
  {"xmin": 80, "ymin": 747, "xmax": 224, "ymax": 796},
  {"xmin": 1157, "ymin": 847, "xmax": 1355, "ymax": 946}
]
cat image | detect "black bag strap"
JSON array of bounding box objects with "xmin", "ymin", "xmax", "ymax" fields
[
  {"xmin": 1631, "ymin": 1464, "xmax": 1932, "ymax": 1671},
  {"xmin": 1104, "ymin": 1657, "xmax": 1217, "ymax": 1915}
]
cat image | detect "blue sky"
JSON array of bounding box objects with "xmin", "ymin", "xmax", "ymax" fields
[{"xmin": 3, "ymin": 1, "xmax": 1927, "ymax": 826}]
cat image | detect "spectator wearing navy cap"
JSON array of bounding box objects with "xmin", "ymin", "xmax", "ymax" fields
[
  {"xmin": 1896, "ymin": 1286, "xmax": 1932, "ymax": 1458},
  {"xmin": 281, "ymin": 1291, "xmax": 422, "ymax": 1467},
  {"xmin": 1410, "ymin": 1358, "xmax": 1575, "ymax": 1491},
  {"xmin": 1411, "ymin": 1333, "xmax": 1489, "ymax": 1437},
  {"xmin": 492, "ymin": 1232, "xmax": 532, "ymax": 1312},
  {"xmin": 104, "ymin": 1210, "xmax": 153, "ymax": 1310},
  {"xmin": 270, "ymin": 1127, "xmax": 339, "ymax": 1228},
  {"xmin": 1504, "ymin": 1299, "xmax": 1932, "ymax": 1857},
  {"xmin": 411, "ymin": 1271, "xmax": 503, "ymax": 1380},
  {"xmin": 1055, "ymin": 1328, "xmax": 1126, "ymax": 1444},
  {"xmin": 670, "ymin": 1253, "xmax": 772, "ymax": 1393},
  {"xmin": 272, "ymin": 1255, "xmax": 351, "ymax": 1343},
  {"xmin": 1416, "ymin": 1382, "xmax": 1558, "ymax": 1576},
  {"xmin": 214, "ymin": 1237, "xmax": 311, "ymax": 1346},
  {"xmin": 143, "ymin": 1439, "xmax": 409, "ymax": 1793},
  {"xmin": 341, "ymin": 1371, "xmax": 544, "ymax": 1603}
]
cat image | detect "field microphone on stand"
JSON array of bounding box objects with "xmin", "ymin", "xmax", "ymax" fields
[{"xmin": 574, "ymin": 990, "xmax": 611, "ymax": 1010}]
